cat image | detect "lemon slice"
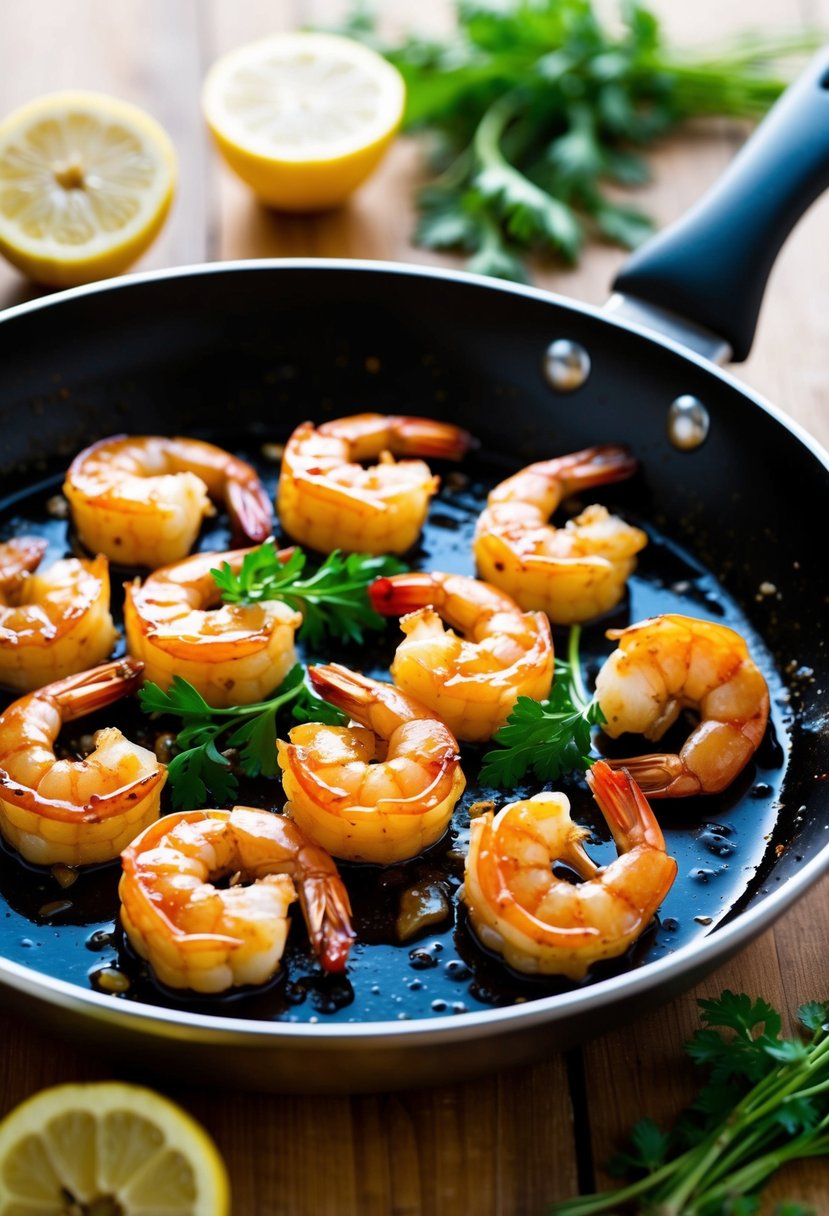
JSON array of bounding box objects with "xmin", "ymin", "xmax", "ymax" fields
[
  {"xmin": 0, "ymin": 91, "xmax": 176, "ymax": 287},
  {"xmin": 0, "ymin": 1081, "xmax": 230, "ymax": 1216},
  {"xmin": 202, "ymin": 31, "xmax": 406, "ymax": 211}
]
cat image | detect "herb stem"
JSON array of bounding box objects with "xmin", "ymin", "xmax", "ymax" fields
[
  {"xmin": 692, "ymin": 1127, "xmax": 829, "ymax": 1211},
  {"xmin": 191, "ymin": 686, "xmax": 302, "ymax": 720},
  {"xmin": 567, "ymin": 625, "xmax": 590, "ymax": 709},
  {"xmin": 473, "ymin": 91, "xmax": 520, "ymax": 171}
]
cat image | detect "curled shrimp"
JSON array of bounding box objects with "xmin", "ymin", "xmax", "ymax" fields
[
  {"xmin": 594, "ymin": 614, "xmax": 770, "ymax": 797},
  {"xmin": 119, "ymin": 806, "xmax": 355, "ymax": 994},
  {"xmin": 277, "ymin": 662, "xmax": 466, "ymax": 864},
  {"xmin": 0, "ymin": 537, "xmax": 116, "ymax": 692},
  {"xmin": 462, "ymin": 760, "xmax": 677, "ymax": 979},
  {"xmin": 369, "ymin": 570, "xmax": 553, "ymax": 742},
  {"xmin": 123, "ymin": 545, "xmax": 301, "ymax": 707},
  {"xmin": 63, "ymin": 434, "xmax": 273, "ymax": 568},
  {"xmin": 473, "ymin": 445, "xmax": 648, "ymax": 624},
  {"xmin": 0, "ymin": 659, "xmax": 166, "ymax": 866},
  {"xmin": 276, "ymin": 412, "xmax": 475, "ymax": 555}
]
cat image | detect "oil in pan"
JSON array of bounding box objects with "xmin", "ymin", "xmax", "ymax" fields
[{"xmin": 0, "ymin": 440, "xmax": 790, "ymax": 1024}]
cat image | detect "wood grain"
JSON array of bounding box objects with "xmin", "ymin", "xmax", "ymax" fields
[{"xmin": 1, "ymin": 2, "xmax": 828, "ymax": 1213}]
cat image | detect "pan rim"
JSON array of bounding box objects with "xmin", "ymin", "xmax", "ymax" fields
[
  {"xmin": 1, "ymin": 256, "xmax": 828, "ymax": 1050},
  {"xmin": 3, "ymin": 255, "xmax": 829, "ymax": 468},
  {"xmin": 0, "ymin": 840, "xmax": 826, "ymax": 1045}
]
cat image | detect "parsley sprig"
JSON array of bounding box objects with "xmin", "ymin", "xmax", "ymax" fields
[
  {"xmin": 339, "ymin": 1, "xmax": 820, "ymax": 282},
  {"xmin": 211, "ymin": 543, "xmax": 407, "ymax": 648},
  {"xmin": 139, "ymin": 665, "xmax": 345, "ymax": 811},
  {"xmin": 480, "ymin": 626, "xmax": 604, "ymax": 787},
  {"xmin": 550, "ymin": 990, "xmax": 829, "ymax": 1215}
]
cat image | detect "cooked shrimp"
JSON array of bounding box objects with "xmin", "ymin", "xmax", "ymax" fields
[
  {"xmin": 0, "ymin": 537, "xmax": 116, "ymax": 692},
  {"xmin": 63, "ymin": 434, "xmax": 273, "ymax": 568},
  {"xmin": 473, "ymin": 444, "xmax": 648, "ymax": 624},
  {"xmin": 277, "ymin": 662, "xmax": 466, "ymax": 864},
  {"xmin": 462, "ymin": 760, "xmax": 677, "ymax": 979},
  {"xmin": 123, "ymin": 545, "xmax": 301, "ymax": 707},
  {"xmin": 0, "ymin": 659, "xmax": 166, "ymax": 866},
  {"xmin": 276, "ymin": 412, "xmax": 474, "ymax": 555},
  {"xmin": 119, "ymin": 806, "xmax": 354, "ymax": 993},
  {"xmin": 369, "ymin": 570, "xmax": 553, "ymax": 742},
  {"xmin": 594, "ymin": 614, "xmax": 770, "ymax": 797}
]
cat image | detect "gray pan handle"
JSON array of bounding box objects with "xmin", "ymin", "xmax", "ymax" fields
[{"xmin": 611, "ymin": 45, "xmax": 829, "ymax": 362}]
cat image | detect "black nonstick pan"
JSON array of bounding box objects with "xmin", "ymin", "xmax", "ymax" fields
[{"xmin": 0, "ymin": 48, "xmax": 828, "ymax": 1096}]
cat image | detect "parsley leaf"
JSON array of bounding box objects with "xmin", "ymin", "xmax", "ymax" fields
[
  {"xmin": 211, "ymin": 542, "xmax": 407, "ymax": 647},
  {"xmin": 165, "ymin": 738, "xmax": 238, "ymax": 813},
  {"xmin": 139, "ymin": 666, "xmax": 346, "ymax": 810},
  {"xmin": 479, "ymin": 625, "xmax": 604, "ymax": 787},
  {"xmin": 605, "ymin": 1118, "xmax": 670, "ymax": 1177},
  {"xmin": 333, "ymin": 1, "xmax": 821, "ymax": 282},
  {"xmin": 547, "ymin": 989, "xmax": 829, "ymax": 1215}
]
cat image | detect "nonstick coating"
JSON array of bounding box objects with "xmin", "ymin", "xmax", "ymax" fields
[{"xmin": 0, "ymin": 259, "xmax": 827, "ymax": 1093}]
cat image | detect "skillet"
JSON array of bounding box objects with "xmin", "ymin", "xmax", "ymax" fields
[{"xmin": 0, "ymin": 48, "xmax": 828, "ymax": 1096}]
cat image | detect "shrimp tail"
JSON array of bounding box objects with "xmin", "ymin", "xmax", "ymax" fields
[
  {"xmin": 308, "ymin": 662, "xmax": 373, "ymax": 715},
  {"xmin": 226, "ymin": 479, "xmax": 274, "ymax": 546},
  {"xmin": 46, "ymin": 658, "xmax": 145, "ymax": 721},
  {"xmin": 369, "ymin": 571, "xmax": 438, "ymax": 615},
  {"xmin": 309, "ymin": 661, "xmax": 431, "ymax": 730},
  {"xmin": 604, "ymin": 754, "xmax": 703, "ymax": 799},
  {"xmin": 550, "ymin": 444, "xmax": 639, "ymax": 496},
  {"xmin": 299, "ymin": 875, "xmax": 356, "ymax": 973},
  {"xmin": 385, "ymin": 416, "xmax": 477, "ymax": 462},
  {"xmin": 0, "ymin": 536, "xmax": 47, "ymax": 594},
  {"xmin": 586, "ymin": 760, "xmax": 669, "ymax": 851}
]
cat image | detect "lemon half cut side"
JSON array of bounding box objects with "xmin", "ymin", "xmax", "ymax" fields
[
  {"xmin": 0, "ymin": 1081, "xmax": 230, "ymax": 1216},
  {"xmin": 202, "ymin": 31, "xmax": 406, "ymax": 211},
  {"xmin": 0, "ymin": 90, "xmax": 177, "ymax": 287}
]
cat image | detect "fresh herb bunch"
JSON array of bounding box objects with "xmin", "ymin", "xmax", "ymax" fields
[
  {"xmin": 339, "ymin": 0, "xmax": 819, "ymax": 281},
  {"xmin": 139, "ymin": 666, "xmax": 346, "ymax": 811},
  {"xmin": 480, "ymin": 625, "xmax": 604, "ymax": 786},
  {"xmin": 549, "ymin": 989, "xmax": 829, "ymax": 1215},
  {"xmin": 211, "ymin": 542, "xmax": 407, "ymax": 647}
]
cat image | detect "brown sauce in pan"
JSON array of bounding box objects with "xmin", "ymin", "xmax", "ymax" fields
[{"xmin": 0, "ymin": 442, "xmax": 790, "ymax": 1023}]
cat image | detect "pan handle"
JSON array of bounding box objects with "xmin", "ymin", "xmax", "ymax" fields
[{"xmin": 610, "ymin": 45, "xmax": 829, "ymax": 362}]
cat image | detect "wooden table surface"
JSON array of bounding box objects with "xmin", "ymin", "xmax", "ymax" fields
[{"xmin": 1, "ymin": 2, "xmax": 829, "ymax": 1212}]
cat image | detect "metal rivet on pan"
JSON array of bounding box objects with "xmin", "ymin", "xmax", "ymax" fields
[
  {"xmin": 543, "ymin": 339, "xmax": 591, "ymax": 391},
  {"xmin": 667, "ymin": 394, "xmax": 710, "ymax": 450}
]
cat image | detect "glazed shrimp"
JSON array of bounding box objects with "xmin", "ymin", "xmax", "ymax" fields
[
  {"xmin": 123, "ymin": 545, "xmax": 301, "ymax": 707},
  {"xmin": 0, "ymin": 537, "xmax": 116, "ymax": 692},
  {"xmin": 276, "ymin": 412, "xmax": 475, "ymax": 555},
  {"xmin": 594, "ymin": 614, "xmax": 770, "ymax": 797},
  {"xmin": 462, "ymin": 760, "xmax": 677, "ymax": 979},
  {"xmin": 277, "ymin": 663, "xmax": 466, "ymax": 864},
  {"xmin": 473, "ymin": 445, "xmax": 648, "ymax": 624},
  {"xmin": 119, "ymin": 806, "xmax": 354, "ymax": 993},
  {"xmin": 369, "ymin": 570, "xmax": 554, "ymax": 742},
  {"xmin": 0, "ymin": 659, "xmax": 166, "ymax": 866},
  {"xmin": 63, "ymin": 434, "xmax": 273, "ymax": 568}
]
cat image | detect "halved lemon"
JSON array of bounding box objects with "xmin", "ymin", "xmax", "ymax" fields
[
  {"xmin": 0, "ymin": 1081, "xmax": 230, "ymax": 1215},
  {"xmin": 202, "ymin": 31, "xmax": 406, "ymax": 211},
  {"xmin": 0, "ymin": 91, "xmax": 177, "ymax": 287}
]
